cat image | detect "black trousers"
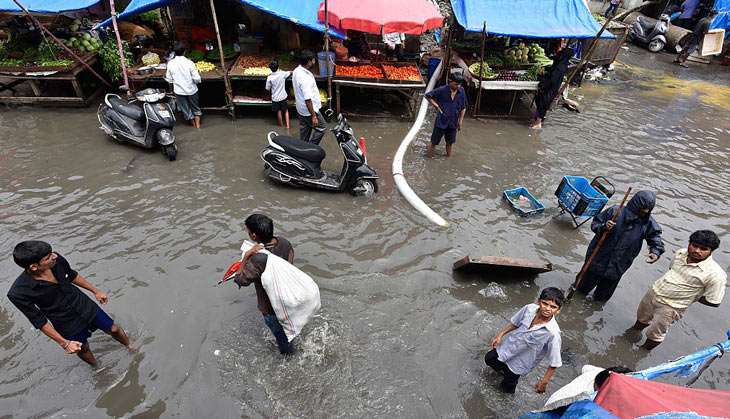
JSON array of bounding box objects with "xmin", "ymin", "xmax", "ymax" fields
[
  {"xmin": 576, "ymin": 270, "xmax": 621, "ymax": 301},
  {"xmin": 485, "ymin": 349, "xmax": 520, "ymax": 393},
  {"xmin": 298, "ymin": 111, "xmax": 326, "ymax": 145}
]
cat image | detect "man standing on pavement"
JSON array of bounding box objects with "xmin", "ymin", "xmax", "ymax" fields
[
  {"xmin": 7, "ymin": 241, "xmax": 132, "ymax": 366},
  {"xmin": 676, "ymin": 0, "xmax": 701, "ymax": 29},
  {"xmin": 292, "ymin": 50, "xmax": 326, "ymax": 144},
  {"xmin": 675, "ymin": 10, "xmax": 719, "ymax": 67},
  {"xmin": 577, "ymin": 190, "xmax": 665, "ymax": 302},
  {"xmin": 424, "ymin": 74, "xmax": 467, "ymax": 158},
  {"xmin": 234, "ymin": 214, "xmax": 296, "ymax": 355},
  {"xmin": 629, "ymin": 230, "xmax": 726, "ymax": 350},
  {"xmin": 604, "ymin": 0, "xmax": 622, "ymax": 18},
  {"xmin": 165, "ymin": 43, "xmax": 202, "ymax": 128}
]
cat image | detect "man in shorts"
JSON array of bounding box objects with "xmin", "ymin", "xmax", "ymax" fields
[
  {"xmin": 166, "ymin": 43, "xmax": 202, "ymax": 128},
  {"xmin": 265, "ymin": 60, "xmax": 291, "ymax": 129},
  {"xmin": 7, "ymin": 241, "xmax": 132, "ymax": 366},
  {"xmin": 425, "ymin": 74, "xmax": 467, "ymax": 158}
]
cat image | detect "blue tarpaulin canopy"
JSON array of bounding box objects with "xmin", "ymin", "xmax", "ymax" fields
[
  {"xmin": 0, "ymin": 0, "xmax": 100, "ymax": 13},
  {"xmin": 97, "ymin": 0, "xmax": 345, "ymax": 39},
  {"xmin": 238, "ymin": 0, "xmax": 345, "ymax": 39},
  {"xmin": 96, "ymin": 0, "xmax": 175, "ymax": 28},
  {"xmin": 450, "ymin": 0, "xmax": 614, "ymax": 39}
]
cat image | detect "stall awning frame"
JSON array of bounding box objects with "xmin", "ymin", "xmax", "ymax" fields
[{"xmin": 239, "ymin": 0, "xmax": 345, "ymax": 39}]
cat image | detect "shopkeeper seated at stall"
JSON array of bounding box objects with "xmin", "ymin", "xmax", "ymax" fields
[{"xmin": 345, "ymin": 32, "xmax": 373, "ymax": 61}]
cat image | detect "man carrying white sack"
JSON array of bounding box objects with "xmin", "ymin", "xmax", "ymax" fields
[{"xmin": 234, "ymin": 214, "xmax": 320, "ymax": 355}]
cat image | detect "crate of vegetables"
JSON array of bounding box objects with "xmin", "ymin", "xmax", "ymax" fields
[
  {"xmin": 381, "ymin": 63, "xmax": 424, "ymax": 84},
  {"xmin": 333, "ymin": 62, "xmax": 385, "ymax": 81}
]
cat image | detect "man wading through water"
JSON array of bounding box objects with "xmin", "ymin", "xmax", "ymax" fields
[
  {"xmin": 292, "ymin": 50, "xmax": 326, "ymax": 145},
  {"xmin": 425, "ymin": 73, "xmax": 467, "ymax": 158},
  {"xmin": 577, "ymin": 190, "xmax": 665, "ymax": 302},
  {"xmin": 234, "ymin": 214, "xmax": 295, "ymax": 355},
  {"xmin": 7, "ymin": 241, "xmax": 132, "ymax": 366}
]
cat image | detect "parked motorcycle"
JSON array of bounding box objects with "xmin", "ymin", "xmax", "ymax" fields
[
  {"xmin": 97, "ymin": 88, "xmax": 178, "ymax": 161},
  {"xmin": 628, "ymin": 14, "xmax": 670, "ymax": 53},
  {"xmin": 261, "ymin": 114, "xmax": 378, "ymax": 196}
]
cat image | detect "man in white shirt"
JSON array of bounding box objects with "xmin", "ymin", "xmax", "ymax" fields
[
  {"xmin": 629, "ymin": 230, "xmax": 726, "ymax": 350},
  {"xmin": 165, "ymin": 43, "xmax": 202, "ymax": 129},
  {"xmin": 292, "ymin": 50, "xmax": 326, "ymax": 144},
  {"xmin": 265, "ymin": 60, "xmax": 291, "ymax": 129}
]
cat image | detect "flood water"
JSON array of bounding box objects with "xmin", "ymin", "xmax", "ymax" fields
[{"xmin": 1, "ymin": 49, "xmax": 729, "ymax": 418}]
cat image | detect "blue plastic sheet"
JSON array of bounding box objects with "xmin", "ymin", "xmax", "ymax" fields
[
  {"xmin": 96, "ymin": 0, "xmax": 175, "ymax": 29},
  {"xmin": 0, "ymin": 0, "xmax": 100, "ymax": 13},
  {"xmin": 631, "ymin": 332, "xmax": 730, "ymax": 381},
  {"xmin": 711, "ymin": 0, "xmax": 730, "ymax": 37},
  {"xmin": 238, "ymin": 0, "xmax": 345, "ymax": 39},
  {"xmin": 450, "ymin": 0, "xmax": 614, "ymax": 39},
  {"xmin": 519, "ymin": 401, "xmax": 618, "ymax": 419}
]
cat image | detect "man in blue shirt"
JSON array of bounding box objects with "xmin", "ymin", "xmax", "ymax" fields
[{"xmin": 424, "ymin": 74, "xmax": 467, "ymax": 158}]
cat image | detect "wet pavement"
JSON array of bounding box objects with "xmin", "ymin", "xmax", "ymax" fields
[{"xmin": 1, "ymin": 47, "xmax": 729, "ymax": 418}]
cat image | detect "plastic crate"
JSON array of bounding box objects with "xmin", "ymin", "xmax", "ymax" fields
[
  {"xmin": 503, "ymin": 186, "xmax": 545, "ymax": 216},
  {"xmin": 554, "ymin": 176, "xmax": 608, "ymax": 218}
]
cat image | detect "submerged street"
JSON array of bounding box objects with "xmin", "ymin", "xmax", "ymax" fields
[{"xmin": 1, "ymin": 48, "xmax": 729, "ymax": 418}]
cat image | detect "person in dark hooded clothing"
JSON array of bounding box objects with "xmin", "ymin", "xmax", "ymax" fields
[
  {"xmin": 529, "ymin": 40, "xmax": 573, "ymax": 129},
  {"xmin": 577, "ymin": 190, "xmax": 665, "ymax": 301}
]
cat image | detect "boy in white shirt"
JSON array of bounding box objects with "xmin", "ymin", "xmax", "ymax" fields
[
  {"xmin": 265, "ymin": 61, "xmax": 291, "ymax": 129},
  {"xmin": 165, "ymin": 43, "xmax": 202, "ymax": 129}
]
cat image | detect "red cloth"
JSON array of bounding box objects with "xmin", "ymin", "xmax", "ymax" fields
[
  {"xmin": 318, "ymin": 0, "xmax": 443, "ymax": 35},
  {"xmin": 595, "ymin": 373, "xmax": 730, "ymax": 419}
]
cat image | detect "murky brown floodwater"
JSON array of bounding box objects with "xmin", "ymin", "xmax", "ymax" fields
[{"xmin": 1, "ymin": 48, "xmax": 729, "ymax": 418}]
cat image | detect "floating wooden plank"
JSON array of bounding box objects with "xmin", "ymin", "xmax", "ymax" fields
[{"xmin": 453, "ymin": 255, "xmax": 553, "ymax": 274}]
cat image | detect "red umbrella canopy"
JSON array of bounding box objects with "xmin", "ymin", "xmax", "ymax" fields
[{"xmin": 318, "ymin": 0, "xmax": 443, "ymax": 35}]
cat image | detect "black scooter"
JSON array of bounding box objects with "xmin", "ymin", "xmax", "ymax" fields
[
  {"xmin": 97, "ymin": 88, "xmax": 178, "ymax": 161},
  {"xmin": 261, "ymin": 114, "xmax": 378, "ymax": 196}
]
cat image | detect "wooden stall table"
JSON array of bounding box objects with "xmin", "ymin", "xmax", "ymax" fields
[
  {"xmin": 332, "ymin": 62, "xmax": 426, "ymax": 120},
  {"xmin": 472, "ymin": 79, "xmax": 539, "ymax": 118},
  {"xmin": 128, "ymin": 61, "xmax": 232, "ymax": 111},
  {"xmin": 0, "ymin": 55, "xmax": 104, "ymax": 107}
]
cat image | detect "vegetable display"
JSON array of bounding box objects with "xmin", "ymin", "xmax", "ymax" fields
[
  {"xmin": 141, "ymin": 52, "xmax": 160, "ymax": 66},
  {"xmin": 195, "ymin": 61, "xmax": 216, "ymax": 72},
  {"xmin": 187, "ymin": 50, "xmax": 205, "ymax": 62},
  {"xmin": 335, "ymin": 64, "xmax": 383, "ymax": 79},
  {"xmin": 243, "ymin": 66, "xmax": 271, "ymax": 76},
  {"xmin": 237, "ymin": 55, "xmax": 270, "ymax": 68},
  {"xmin": 382, "ymin": 65, "xmax": 422, "ymax": 81},
  {"xmin": 207, "ymin": 45, "xmax": 238, "ymax": 61},
  {"xmin": 100, "ymin": 38, "xmax": 133, "ymax": 82},
  {"xmin": 518, "ymin": 65, "xmax": 545, "ymax": 81},
  {"xmin": 468, "ymin": 61, "xmax": 497, "ymax": 79}
]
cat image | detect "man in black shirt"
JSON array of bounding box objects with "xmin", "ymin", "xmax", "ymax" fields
[
  {"xmin": 7, "ymin": 241, "xmax": 131, "ymax": 366},
  {"xmin": 675, "ymin": 10, "xmax": 719, "ymax": 67},
  {"xmin": 234, "ymin": 214, "xmax": 295, "ymax": 355}
]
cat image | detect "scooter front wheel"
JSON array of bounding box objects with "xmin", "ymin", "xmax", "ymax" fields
[
  {"xmin": 648, "ymin": 39, "xmax": 665, "ymax": 53},
  {"xmin": 350, "ymin": 178, "xmax": 378, "ymax": 197},
  {"xmin": 162, "ymin": 144, "xmax": 177, "ymax": 161}
]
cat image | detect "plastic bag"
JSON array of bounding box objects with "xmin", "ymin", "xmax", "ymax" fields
[{"xmin": 241, "ymin": 241, "xmax": 320, "ymax": 341}]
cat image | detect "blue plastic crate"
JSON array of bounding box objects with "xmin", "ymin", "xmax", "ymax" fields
[
  {"xmin": 503, "ymin": 186, "xmax": 545, "ymax": 216},
  {"xmin": 554, "ymin": 176, "xmax": 609, "ymax": 218}
]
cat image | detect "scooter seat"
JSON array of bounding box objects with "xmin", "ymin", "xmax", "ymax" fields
[
  {"xmin": 108, "ymin": 96, "xmax": 145, "ymax": 121},
  {"xmin": 272, "ymin": 135, "xmax": 326, "ymax": 163}
]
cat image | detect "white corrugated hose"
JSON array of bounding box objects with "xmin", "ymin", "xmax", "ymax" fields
[{"xmin": 391, "ymin": 60, "xmax": 449, "ymax": 227}]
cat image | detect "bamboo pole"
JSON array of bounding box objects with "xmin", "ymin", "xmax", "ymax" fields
[
  {"xmin": 323, "ymin": 0, "xmax": 333, "ymax": 109},
  {"xmin": 108, "ymin": 0, "xmax": 131, "ymax": 94},
  {"xmin": 208, "ymin": 0, "xmax": 234, "ymax": 116},
  {"xmin": 556, "ymin": 1, "xmax": 656, "ymax": 101},
  {"xmin": 473, "ymin": 21, "xmax": 486, "ymax": 117},
  {"xmin": 442, "ymin": 16, "xmax": 455, "ymax": 85},
  {"xmin": 11, "ymin": 0, "xmax": 112, "ymax": 88}
]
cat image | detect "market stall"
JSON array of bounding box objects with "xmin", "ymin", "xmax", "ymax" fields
[
  {"xmin": 317, "ymin": 0, "xmax": 442, "ymax": 118},
  {"xmin": 448, "ymin": 0, "xmax": 615, "ymax": 118},
  {"xmin": 0, "ymin": 0, "xmax": 109, "ymax": 106}
]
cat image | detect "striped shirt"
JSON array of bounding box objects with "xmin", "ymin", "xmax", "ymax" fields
[{"xmin": 652, "ymin": 249, "xmax": 727, "ymax": 309}]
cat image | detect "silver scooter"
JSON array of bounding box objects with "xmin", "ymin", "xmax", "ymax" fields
[
  {"xmin": 628, "ymin": 14, "xmax": 670, "ymax": 53},
  {"xmin": 97, "ymin": 88, "xmax": 178, "ymax": 161}
]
